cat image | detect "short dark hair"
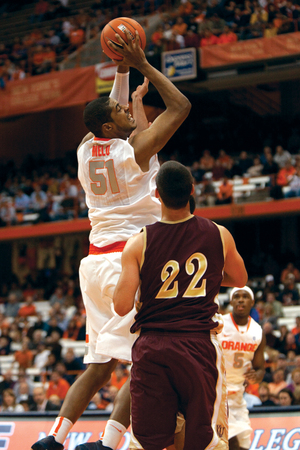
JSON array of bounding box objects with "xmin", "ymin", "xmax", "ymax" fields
[
  {"xmin": 156, "ymin": 161, "xmax": 193, "ymax": 209},
  {"xmin": 83, "ymin": 97, "xmax": 112, "ymax": 136}
]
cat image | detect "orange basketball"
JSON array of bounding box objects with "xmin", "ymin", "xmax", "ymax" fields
[{"xmin": 100, "ymin": 17, "xmax": 146, "ymax": 61}]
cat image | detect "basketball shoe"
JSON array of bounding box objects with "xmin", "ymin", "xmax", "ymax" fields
[
  {"xmin": 75, "ymin": 442, "xmax": 112, "ymax": 450},
  {"xmin": 31, "ymin": 436, "xmax": 64, "ymax": 450}
]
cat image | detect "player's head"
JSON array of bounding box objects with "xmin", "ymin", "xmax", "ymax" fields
[
  {"xmin": 84, "ymin": 97, "xmax": 136, "ymax": 138},
  {"xmin": 230, "ymin": 286, "xmax": 254, "ymax": 318},
  {"xmin": 156, "ymin": 161, "xmax": 194, "ymax": 210}
]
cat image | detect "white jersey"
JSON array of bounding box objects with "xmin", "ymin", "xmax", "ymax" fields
[
  {"xmin": 78, "ymin": 136, "xmax": 161, "ymax": 247},
  {"xmin": 218, "ymin": 313, "xmax": 262, "ymax": 395}
]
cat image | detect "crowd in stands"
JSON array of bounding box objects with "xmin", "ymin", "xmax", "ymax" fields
[
  {"xmin": 149, "ymin": 0, "xmax": 300, "ymax": 56},
  {"xmin": 1, "ymin": 0, "xmax": 300, "ymax": 84},
  {"xmin": 0, "ymin": 153, "xmax": 88, "ymax": 227},
  {"xmin": 190, "ymin": 144, "xmax": 300, "ymax": 206},
  {"xmin": 0, "ymin": 255, "xmax": 300, "ymax": 412},
  {"xmin": 1, "ymin": 140, "xmax": 299, "ymax": 227}
]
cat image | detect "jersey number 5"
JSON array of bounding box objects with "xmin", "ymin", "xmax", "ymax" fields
[
  {"xmin": 89, "ymin": 160, "xmax": 120, "ymax": 195},
  {"xmin": 156, "ymin": 253, "xmax": 208, "ymax": 299}
]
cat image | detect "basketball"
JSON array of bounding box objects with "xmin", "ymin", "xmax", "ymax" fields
[{"xmin": 100, "ymin": 17, "xmax": 146, "ymax": 61}]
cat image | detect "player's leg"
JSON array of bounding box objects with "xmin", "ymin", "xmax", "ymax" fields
[
  {"xmin": 131, "ymin": 334, "xmax": 178, "ymax": 450},
  {"xmin": 31, "ymin": 360, "xmax": 118, "ymax": 450},
  {"xmin": 229, "ymin": 437, "xmax": 240, "ymax": 450},
  {"xmin": 175, "ymin": 333, "xmax": 227, "ymax": 450},
  {"xmin": 227, "ymin": 392, "xmax": 252, "ymax": 450}
]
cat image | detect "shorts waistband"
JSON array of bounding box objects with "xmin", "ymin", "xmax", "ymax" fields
[
  {"xmin": 89, "ymin": 241, "xmax": 127, "ymax": 255},
  {"xmin": 140, "ymin": 329, "xmax": 211, "ymax": 338}
]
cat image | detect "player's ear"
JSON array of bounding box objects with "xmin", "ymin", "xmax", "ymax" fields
[
  {"xmin": 102, "ymin": 122, "xmax": 113, "ymax": 133},
  {"xmin": 191, "ymin": 184, "xmax": 195, "ymax": 195},
  {"xmin": 155, "ymin": 188, "xmax": 161, "ymax": 201}
]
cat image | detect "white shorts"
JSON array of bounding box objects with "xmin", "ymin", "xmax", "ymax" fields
[
  {"xmin": 228, "ymin": 390, "xmax": 252, "ymax": 449},
  {"xmin": 79, "ymin": 253, "xmax": 138, "ymax": 364}
]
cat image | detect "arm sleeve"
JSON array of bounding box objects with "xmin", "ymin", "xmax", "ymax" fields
[{"xmin": 109, "ymin": 71, "xmax": 130, "ymax": 106}]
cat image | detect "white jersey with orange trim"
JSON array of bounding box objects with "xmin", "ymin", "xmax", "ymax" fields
[
  {"xmin": 78, "ymin": 136, "xmax": 161, "ymax": 247},
  {"xmin": 218, "ymin": 313, "xmax": 263, "ymax": 395}
]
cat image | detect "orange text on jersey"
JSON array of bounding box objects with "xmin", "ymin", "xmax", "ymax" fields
[
  {"xmin": 92, "ymin": 145, "xmax": 110, "ymax": 157},
  {"xmin": 221, "ymin": 340, "xmax": 258, "ymax": 352}
]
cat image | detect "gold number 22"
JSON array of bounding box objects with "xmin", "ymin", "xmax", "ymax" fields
[{"xmin": 156, "ymin": 253, "xmax": 208, "ymax": 299}]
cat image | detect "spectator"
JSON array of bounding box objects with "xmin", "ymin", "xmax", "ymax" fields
[
  {"xmin": 287, "ymin": 367, "xmax": 300, "ymax": 392},
  {"xmin": 268, "ymin": 368, "xmax": 288, "ymax": 402},
  {"xmin": 200, "ymin": 29, "xmax": 219, "ymax": 46},
  {"xmin": 172, "ymin": 17, "xmax": 187, "ymax": 36},
  {"xmin": 30, "ymin": 385, "xmax": 60, "ymax": 411},
  {"xmin": 277, "ymin": 159, "xmax": 296, "ymax": 187},
  {"xmin": 110, "ymin": 364, "xmax": 129, "ymax": 390},
  {"xmin": 46, "ymin": 369, "xmax": 70, "ymax": 401},
  {"xmin": 265, "ymin": 292, "xmax": 283, "ymax": 318},
  {"xmin": 62, "ymin": 317, "xmax": 81, "ymax": 340},
  {"xmin": 49, "ymin": 286, "xmax": 66, "ymax": 307},
  {"xmin": 0, "ymin": 388, "xmax": 24, "ymax": 412},
  {"xmin": 237, "ymin": 151, "xmax": 253, "ymax": 176},
  {"xmin": 274, "ymin": 145, "xmax": 293, "ymax": 169},
  {"xmin": 18, "ymin": 295, "xmax": 37, "ymax": 317},
  {"xmin": 15, "ymin": 381, "xmax": 34, "ymax": 408},
  {"xmin": 281, "ymin": 332, "xmax": 300, "ymax": 356},
  {"xmin": 31, "ymin": 0, "xmax": 49, "ymax": 23},
  {"xmin": 263, "ymin": 321, "xmax": 278, "ymax": 348},
  {"xmin": 45, "ymin": 330, "xmax": 63, "ymax": 359},
  {"xmin": 199, "ymin": 149, "xmax": 215, "ymax": 171},
  {"xmin": 263, "ymin": 274, "xmax": 280, "ymax": 298},
  {"xmin": 262, "ymin": 152, "xmax": 279, "ymax": 176},
  {"xmin": 14, "ymin": 339, "xmax": 34, "ymax": 369},
  {"xmin": 247, "ymin": 156, "xmax": 264, "ymax": 177},
  {"xmin": 278, "ymin": 388, "xmax": 295, "ymax": 406},
  {"xmin": 0, "ymin": 370, "xmax": 15, "ymax": 396},
  {"xmin": 63, "ymin": 348, "xmax": 85, "ymax": 384},
  {"xmin": 5, "ymin": 293, "xmax": 20, "ymax": 318},
  {"xmin": 255, "ymin": 382, "xmax": 275, "ymax": 406},
  {"xmin": 260, "ymin": 303, "xmax": 278, "ymax": 329},
  {"xmin": 14, "ymin": 188, "xmax": 30, "ymax": 213},
  {"xmin": 33, "ymin": 341, "xmax": 51, "ymax": 371},
  {"xmin": 281, "ymin": 263, "xmax": 300, "ymax": 283},
  {"xmin": 0, "ymin": 336, "xmax": 10, "ymax": 355},
  {"xmin": 216, "ymin": 177, "xmax": 233, "ymax": 205},
  {"xmin": 278, "ymin": 273, "xmax": 299, "ymax": 305},
  {"xmin": 274, "ymin": 325, "xmax": 289, "ymax": 354},
  {"xmin": 292, "ymin": 316, "xmax": 300, "ymax": 336},
  {"xmin": 30, "ymin": 184, "xmax": 50, "ymax": 222},
  {"xmin": 218, "ymin": 25, "xmax": 238, "ymax": 43}
]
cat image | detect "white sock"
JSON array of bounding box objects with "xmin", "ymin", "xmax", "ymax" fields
[
  {"xmin": 49, "ymin": 417, "xmax": 74, "ymax": 444},
  {"xmin": 102, "ymin": 419, "xmax": 127, "ymax": 450}
]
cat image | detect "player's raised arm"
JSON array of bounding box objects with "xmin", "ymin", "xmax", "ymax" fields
[
  {"xmin": 109, "ymin": 30, "xmax": 191, "ymax": 171},
  {"xmin": 113, "ymin": 233, "xmax": 144, "ymax": 316},
  {"xmin": 218, "ymin": 225, "xmax": 248, "ymax": 287}
]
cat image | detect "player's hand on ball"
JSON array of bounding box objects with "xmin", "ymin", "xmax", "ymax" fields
[{"xmin": 108, "ymin": 30, "xmax": 146, "ymax": 68}]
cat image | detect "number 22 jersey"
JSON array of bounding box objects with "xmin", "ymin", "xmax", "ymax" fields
[{"xmin": 78, "ymin": 137, "xmax": 161, "ymax": 247}]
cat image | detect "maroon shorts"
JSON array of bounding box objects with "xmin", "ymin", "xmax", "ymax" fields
[{"xmin": 130, "ymin": 330, "xmax": 227, "ymax": 450}]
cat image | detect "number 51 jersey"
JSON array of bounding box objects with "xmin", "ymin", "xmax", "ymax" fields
[
  {"xmin": 218, "ymin": 313, "xmax": 263, "ymax": 395},
  {"xmin": 78, "ymin": 137, "xmax": 161, "ymax": 247}
]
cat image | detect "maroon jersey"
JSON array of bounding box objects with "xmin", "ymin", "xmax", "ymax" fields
[{"xmin": 131, "ymin": 215, "xmax": 225, "ymax": 333}]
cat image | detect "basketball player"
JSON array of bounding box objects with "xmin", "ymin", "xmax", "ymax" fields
[
  {"xmin": 113, "ymin": 161, "xmax": 248, "ymax": 450},
  {"xmin": 218, "ymin": 286, "xmax": 266, "ymax": 450},
  {"xmin": 31, "ymin": 31, "xmax": 191, "ymax": 450}
]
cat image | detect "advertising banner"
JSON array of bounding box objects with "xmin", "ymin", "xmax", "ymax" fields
[
  {"xmin": 95, "ymin": 62, "xmax": 118, "ymax": 94},
  {"xmin": 201, "ymin": 32, "xmax": 300, "ymax": 68},
  {"xmin": 162, "ymin": 48, "xmax": 197, "ymax": 81},
  {"xmin": 0, "ymin": 66, "xmax": 97, "ymax": 119},
  {"xmin": 2, "ymin": 413, "xmax": 300, "ymax": 450}
]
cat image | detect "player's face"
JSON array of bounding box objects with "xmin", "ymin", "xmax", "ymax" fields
[
  {"xmin": 230, "ymin": 290, "xmax": 254, "ymax": 317},
  {"xmin": 109, "ymin": 98, "xmax": 136, "ymax": 136}
]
